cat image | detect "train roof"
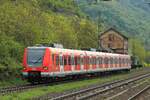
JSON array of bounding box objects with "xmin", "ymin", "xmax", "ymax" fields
[{"xmin": 27, "ymin": 46, "xmax": 130, "ymax": 58}]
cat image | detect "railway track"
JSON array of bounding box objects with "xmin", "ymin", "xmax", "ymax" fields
[
  {"xmin": 128, "ymin": 85, "xmax": 150, "ymax": 100},
  {"xmin": 95, "ymin": 75, "xmax": 150, "ymax": 100},
  {"xmin": 48, "ymin": 73, "xmax": 150, "ymax": 100},
  {"xmin": 0, "ymin": 83, "xmax": 49, "ymax": 96},
  {"xmin": 0, "ymin": 74, "xmax": 110, "ymax": 96},
  {"xmin": 1, "ymin": 68, "xmax": 150, "ymax": 97}
]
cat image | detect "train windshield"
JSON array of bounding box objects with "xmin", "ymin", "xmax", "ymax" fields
[{"xmin": 27, "ymin": 48, "xmax": 45, "ymax": 67}]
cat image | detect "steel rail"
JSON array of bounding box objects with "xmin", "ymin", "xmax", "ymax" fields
[
  {"xmin": 128, "ymin": 85, "xmax": 150, "ymax": 100},
  {"xmin": 50, "ymin": 73, "xmax": 150, "ymax": 100},
  {"xmin": 0, "ymin": 83, "xmax": 49, "ymax": 96},
  {"xmin": 0, "ymin": 75, "xmax": 107, "ymax": 96}
]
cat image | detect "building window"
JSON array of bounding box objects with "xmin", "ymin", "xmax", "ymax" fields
[
  {"xmin": 109, "ymin": 34, "xmax": 114, "ymax": 41},
  {"xmin": 108, "ymin": 43, "xmax": 112, "ymax": 48}
]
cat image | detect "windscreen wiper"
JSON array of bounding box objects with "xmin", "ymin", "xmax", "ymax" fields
[{"xmin": 33, "ymin": 57, "xmax": 42, "ymax": 64}]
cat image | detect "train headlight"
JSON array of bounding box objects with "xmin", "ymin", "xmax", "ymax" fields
[
  {"xmin": 23, "ymin": 67, "xmax": 26, "ymax": 70},
  {"xmin": 43, "ymin": 66, "xmax": 48, "ymax": 70}
]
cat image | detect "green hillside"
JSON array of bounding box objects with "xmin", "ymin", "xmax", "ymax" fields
[
  {"xmin": 0, "ymin": 0, "xmax": 149, "ymax": 80},
  {"xmin": 0, "ymin": 0, "xmax": 98, "ymax": 79},
  {"xmin": 77, "ymin": 0, "xmax": 150, "ymax": 50}
]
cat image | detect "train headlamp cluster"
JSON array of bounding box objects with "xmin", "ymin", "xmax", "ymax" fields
[
  {"xmin": 43, "ymin": 66, "xmax": 48, "ymax": 70},
  {"xmin": 23, "ymin": 67, "xmax": 26, "ymax": 70}
]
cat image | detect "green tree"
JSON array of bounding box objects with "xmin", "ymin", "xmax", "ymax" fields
[{"xmin": 129, "ymin": 38, "xmax": 146, "ymax": 63}]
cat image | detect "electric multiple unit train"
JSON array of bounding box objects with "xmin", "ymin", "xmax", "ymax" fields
[{"xmin": 22, "ymin": 45, "xmax": 131, "ymax": 83}]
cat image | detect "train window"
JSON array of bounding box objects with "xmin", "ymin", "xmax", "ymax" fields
[
  {"xmin": 92, "ymin": 57, "xmax": 94, "ymax": 65},
  {"xmin": 68, "ymin": 56, "xmax": 71, "ymax": 65},
  {"xmin": 52, "ymin": 54, "xmax": 54, "ymax": 61},
  {"xmin": 101, "ymin": 57, "xmax": 103, "ymax": 64},
  {"xmin": 108, "ymin": 58, "xmax": 110, "ymax": 64},
  {"xmin": 86, "ymin": 57, "xmax": 89, "ymax": 65},
  {"xmin": 52, "ymin": 54, "xmax": 55, "ymax": 64},
  {"xmin": 59, "ymin": 55, "xmax": 63, "ymax": 66},
  {"xmin": 96, "ymin": 57, "xmax": 99, "ymax": 65},
  {"xmin": 104, "ymin": 57, "xmax": 108, "ymax": 64},
  {"xmin": 119, "ymin": 58, "xmax": 121, "ymax": 64},
  {"xmin": 64, "ymin": 56, "xmax": 67, "ymax": 65},
  {"xmin": 83, "ymin": 57, "xmax": 86, "ymax": 65},
  {"xmin": 98, "ymin": 57, "xmax": 100, "ymax": 64},
  {"xmin": 113, "ymin": 58, "xmax": 115, "ymax": 64},
  {"xmin": 80, "ymin": 57, "xmax": 84, "ymax": 65},
  {"xmin": 121, "ymin": 58, "xmax": 123, "ymax": 64},
  {"xmin": 91, "ymin": 57, "xmax": 93, "ymax": 65},
  {"xmin": 90, "ymin": 57, "xmax": 92, "ymax": 65},
  {"xmin": 71, "ymin": 56, "xmax": 75, "ymax": 65},
  {"xmin": 126, "ymin": 59, "xmax": 128, "ymax": 65},
  {"xmin": 77, "ymin": 56, "xmax": 80, "ymax": 65},
  {"xmin": 99, "ymin": 57, "xmax": 102, "ymax": 64},
  {"xmin": 125, "ymin": 59, "xmax": 128, "ymax": 64},
  {"xmin": 56, "ymin": 55, "xmax": 59, "ymax": 65},
  {"xmin": 122, "ymin": 59, "xmax": 125, "ymax": 64},
  {"xmin": 110, "ymin": 57, "xmax": 113, "ymax": 64},
  {"xmin": 94, "ymin": 57, "xmax": 96, "ymax": 65},
  {"xmin": 115, "ymin": 58, "xmax": 118, "ymax": 64},
  {"xmin": 75, "ymin": 56, "xmax": 78, "ymax": 65}
]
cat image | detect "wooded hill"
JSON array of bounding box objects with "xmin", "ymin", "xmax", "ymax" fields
[
  {"xmin": 0, "ymin": 0, "xmax": 98, "ymax": 78},
  {"xmin": 0, "ymin": 0, "xmax": 149, "ymax": 79},
  {"xmin": 77, "ymin": 0, "xmax": 150, "ymax": 64},
  {"xmin": 77, "ymin": 0, "xmax": 150, "ymax": 50}
]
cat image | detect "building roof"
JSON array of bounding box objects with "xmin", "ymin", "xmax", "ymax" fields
[{"xmin": 99, "ymin": 27, "xmax": 128, "ymax": 40}]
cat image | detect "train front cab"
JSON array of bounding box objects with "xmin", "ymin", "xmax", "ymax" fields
[{"xmin": 22, "ymin": 47, "xmax": 51, "ymax": 83}]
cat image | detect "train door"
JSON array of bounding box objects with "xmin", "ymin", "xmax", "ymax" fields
[
  {"xmin": 52, "ymin": 53, "xmax": 58, "ymax": 72},
  {"xmin": 89, "ymin": 56, "xmax": 92, "ymax": 70},
  {"xmin": 54, "ymin": 54, "xmax": 60, "ymax": 72},
  {"xmin": 64, "ymin": 55, "xmax": 68, "ymax": 71},
  {"xmin": 75, "ymin": 56, "xmax": 80, "ymax": 71},
  {"xmin": 85, "ymin": 56, "xmax": 90, "ymax": 71},
  {"xmin": 67, "ymin": 55, "xmax": 72, "ymax": 71},
  {"xmin": 59, "ymin": 53, "xmax": 64, "ymax": 73}
]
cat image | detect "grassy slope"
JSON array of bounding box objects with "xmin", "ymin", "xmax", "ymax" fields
[{"xmin": 0, "ymin": 78, "xmax": 27, "ymax": 88}]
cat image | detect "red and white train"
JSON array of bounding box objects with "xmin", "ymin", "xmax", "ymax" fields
[{"xmin": 22, "ymin": 46, "xmax": 131, "ymax": 83}]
